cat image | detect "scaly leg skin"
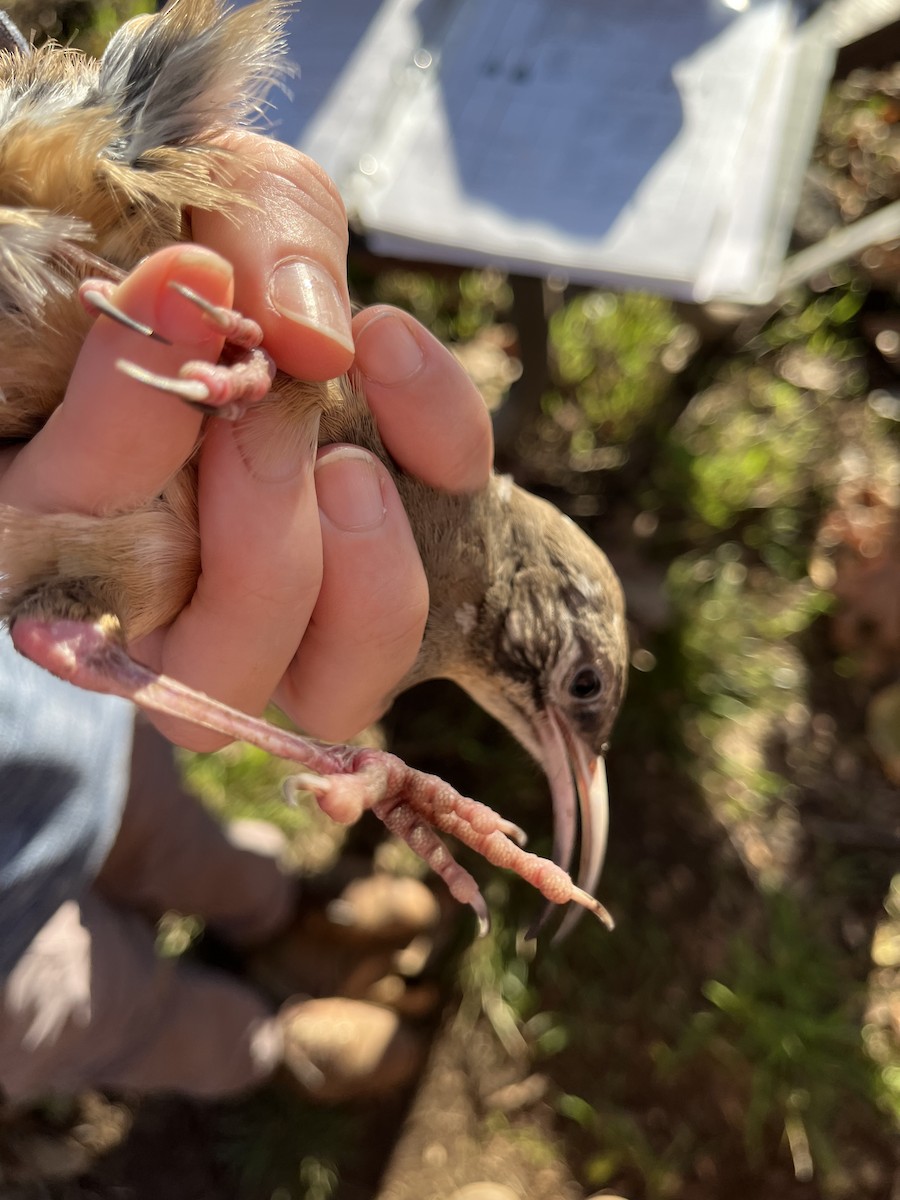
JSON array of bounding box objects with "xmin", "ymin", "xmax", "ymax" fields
[{"xmin": 11, "ymin": 617, "xmax": 615, "ymax": 936}]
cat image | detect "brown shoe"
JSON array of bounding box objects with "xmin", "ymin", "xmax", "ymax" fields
[
  {"xmin": 278, "ymin": 997, "xmax": 426, "ymax": 1103},
  {"xmin": 247, "ymin": 872, "xmax": 442, "ymax": 1005},
  {"xmin": 321, "ymin": 873, "xmax": 442, "ymax": 945}
]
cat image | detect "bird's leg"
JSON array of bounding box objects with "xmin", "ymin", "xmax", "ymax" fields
[
  {"xmin": 79, "ymin": 278, "xmax": 277, "ymax": 420},
  {"xmin": 11, "ymin": 616, "xmax": 613, "ymax": 935}
]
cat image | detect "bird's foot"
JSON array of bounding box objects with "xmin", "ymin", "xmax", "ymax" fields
[
  {"xmin": 284, "ymin": 753, "xmax": 528, "ymax": 936},
  {"xmin": 287, "ymin": 752, "xmax": 613, "ymax": 935},
  {"xmin": 79, "ymin": 277, "xmax": 277, "ymax": 420},
  {"xmin": 11, "ymin": 616, "xmax": 614, "ymax": 936}
]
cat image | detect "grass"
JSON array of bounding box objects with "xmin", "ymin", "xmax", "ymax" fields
[
  {"xmin": 661, "ymin": 895, "xmax": 890, "ymax": 1181},
  {"xmin": 214, "ymin": 1090, "xmax": 356, "ymax": 1200}
]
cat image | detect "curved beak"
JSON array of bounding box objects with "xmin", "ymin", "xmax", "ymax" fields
[{"xmin": 528, "ymin": 708, "xmax": 611, "ymax": 940}]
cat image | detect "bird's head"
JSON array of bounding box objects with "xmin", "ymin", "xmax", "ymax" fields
[{"xmin": 436, "ymin": 477, "xmax": 629, "ymax": 935}]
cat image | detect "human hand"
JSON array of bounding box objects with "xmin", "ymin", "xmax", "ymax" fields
[{"xmin": 0, "ymin": 133, "xmax": 492, "ymax": 750}]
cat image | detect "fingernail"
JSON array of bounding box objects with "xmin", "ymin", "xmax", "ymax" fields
[
  {"xmin": 157, "ymin": 248, "xmax": 233, "ymax": 343},
  {"xmin": 354, "ymin": 311, "xmax": 425, "ymax": 386},
  {"xmin": 269, "ymin": 257, "xmax": 354, "ymax": 353},
  {"xmin": 315, "ymin": 446, "xmax": 387, "ymax": 531}
]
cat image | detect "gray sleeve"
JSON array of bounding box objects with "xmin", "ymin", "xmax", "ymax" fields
[{"xmin": 0, "ymin": 629, "xmax": 134, "ymax": 978}]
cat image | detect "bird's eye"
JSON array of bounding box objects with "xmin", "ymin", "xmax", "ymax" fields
[{"xmin": 568, "ymin": 666, "xmax": 603, "ymax": 702}]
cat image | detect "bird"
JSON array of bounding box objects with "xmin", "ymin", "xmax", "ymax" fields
[{"xmin": 0, "ymin": 0, "xmax": 628, "ymax": 937}]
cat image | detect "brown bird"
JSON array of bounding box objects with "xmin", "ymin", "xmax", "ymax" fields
[{"xmin": 0, "ymin": 0, "xmax": 628, "ymax": 936}]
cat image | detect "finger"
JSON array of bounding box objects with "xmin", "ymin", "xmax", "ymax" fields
[
  {"xmin": 136, "ymin": 403, "xmax": 324, "ymax": 751},
  {"xmin": 1, "ymin": 245, "xmax": 232, "ymax": 514},
  {"xmin": 275, "ymin": 445, "xmax": 429, "ymax": 742},
  {"xmin": 352, "ymin": 306, "xmax": 493, "ymax": 493},
  {"xmin": 192, "ymin": 131, "xmax": 354, "ymax": 381}
]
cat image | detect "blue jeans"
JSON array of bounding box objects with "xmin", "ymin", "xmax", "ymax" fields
[{"xmin": 0, "ymin": 628, "xmax": 133, "ymax": 978}]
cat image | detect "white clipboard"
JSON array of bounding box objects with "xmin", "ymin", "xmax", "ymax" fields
[{"xmin": 269, "ymin": 0, "xmax": 837, "ymax": 304}]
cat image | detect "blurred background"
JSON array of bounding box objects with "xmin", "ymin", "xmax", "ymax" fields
[{"xmin": 2, "ymin": 2, "xmax": 900, "ymax": 1198}]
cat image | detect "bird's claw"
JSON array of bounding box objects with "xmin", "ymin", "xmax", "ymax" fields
[
  {"xmin": 117, "ymin": 347, "xmax": 277, "ymax": 419},
  {"xmin": 167, "ymin": 282, "xmax": 264, "ymax": 349},
  {"xmin": 155, "ymin": 282, "xmax": 276, "ymax": 417},
  {"xmin": 79, "ymin": 281, "xmax": 172, "ymax": 344},
  {"xmin": 116, "ymin": 359, "xmax": 213, "ymax": 406},
  {"xmin": 82, "ymin": 275, "xmax": 276, "ymax": 420}
]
